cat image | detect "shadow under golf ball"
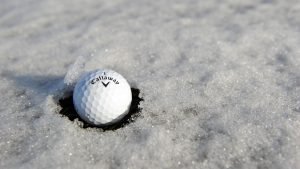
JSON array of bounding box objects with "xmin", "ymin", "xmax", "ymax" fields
[{"xmin": 59, "ymin": 88, "xmax": 143, "ymax": 130}]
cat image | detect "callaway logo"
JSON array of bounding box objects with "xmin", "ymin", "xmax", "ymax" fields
[
  {"xmin": 101, "ymin": 82, "xmax": 110, "ymax": 87},
  {"xmin": 90, "ymin": 72, "xmax": 119, "ymax": 87}
]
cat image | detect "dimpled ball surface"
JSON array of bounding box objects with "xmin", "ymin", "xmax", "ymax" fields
[{"xmin": 73, "ymin": 69, "xmax": 132, "ymax": 126}]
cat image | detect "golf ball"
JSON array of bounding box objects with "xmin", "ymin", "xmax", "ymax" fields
[{"xmin": 73, "ymin": 69, "xmax": 132, "ymax": 126}]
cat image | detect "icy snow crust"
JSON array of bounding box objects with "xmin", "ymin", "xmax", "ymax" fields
[{"xmin": 0, "ymin": 0, "xmax": 300, "ymax": 168}]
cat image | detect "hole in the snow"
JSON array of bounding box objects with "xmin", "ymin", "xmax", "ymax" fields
[{"xmin": 59, "ymin": 88, "xmax": 143, "ymax": 130}]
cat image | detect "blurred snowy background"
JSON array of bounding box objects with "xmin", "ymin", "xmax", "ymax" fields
[{"xmin": 0, "ymin": 0, "xmax": 300, "ymax": 168}]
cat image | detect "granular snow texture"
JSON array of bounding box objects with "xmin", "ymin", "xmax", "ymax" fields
[{"xmin": 0, "ymin": 0, "xmax": 300, "ymax": 169}]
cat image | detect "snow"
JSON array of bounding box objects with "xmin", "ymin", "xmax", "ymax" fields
[{"xmin": 1, "ymin": 0, "xmax": 300, "ymax": 168}]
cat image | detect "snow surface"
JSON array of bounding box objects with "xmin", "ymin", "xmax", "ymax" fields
[{"xmin": 1, "ymin": 0, "xmax": 300, "ymax": 168}]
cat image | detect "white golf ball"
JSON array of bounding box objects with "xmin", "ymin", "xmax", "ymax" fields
[{"xmin": 73, "ymin": 69, "xmax": 132, "ymax": 126}]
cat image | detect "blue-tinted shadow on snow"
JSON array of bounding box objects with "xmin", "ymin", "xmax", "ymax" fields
[{"xmin": 1, "ymin": 70, "xmax": 63, "ymax": 95}]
